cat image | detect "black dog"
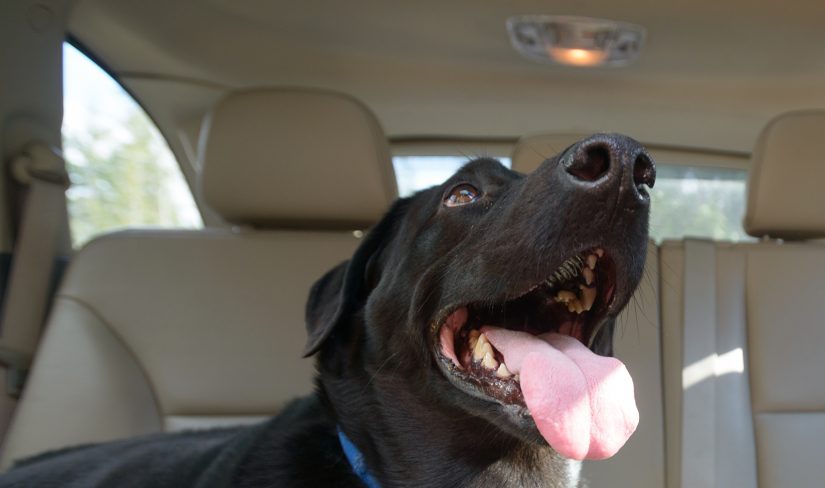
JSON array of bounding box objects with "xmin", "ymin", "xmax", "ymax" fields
[{"xmin": 0, "ymin": 133, "xmax": 654, "ymax": 488}]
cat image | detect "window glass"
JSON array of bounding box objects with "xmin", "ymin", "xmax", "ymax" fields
[
  {"xmin": 649, "ymin": 165, "xmax": 750, "ymax": 242},
  {"xmin": 62, "ymin": 43, "xmax": 202, "ymax": 247},
  {"xmin": 392, "ymin": 156, "xmax": 512, "ymax": 197}
]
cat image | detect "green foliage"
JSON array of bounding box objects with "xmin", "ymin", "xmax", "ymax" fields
[
  {"xmin": 64, "ymin": 107, "xmax": 201, "ymax": 247},
  {"xmin": 649, "ymin": 176, "xmax": 750, "ymax": 242}
]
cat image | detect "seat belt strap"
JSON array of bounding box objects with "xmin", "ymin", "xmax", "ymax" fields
[
  {"xmin": 681, "ymin": 239, "xmax": 717, "ymax": 488},
  {"xmin": 0, "ymin": 143, "xmax": 69, "ymax": 395}
]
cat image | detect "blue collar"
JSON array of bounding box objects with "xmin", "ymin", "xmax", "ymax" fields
[{"xmin": 337, "ymin": 427, "xmax": 381, "ymax": 488}]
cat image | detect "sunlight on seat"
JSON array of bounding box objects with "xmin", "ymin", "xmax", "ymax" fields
[{"xmin": 683, "ymin": 348, "xmax": 744, "ymax": 389}]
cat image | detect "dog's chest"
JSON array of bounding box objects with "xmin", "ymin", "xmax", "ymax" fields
[{"xmin": 468, "ymin": 458, "xmax": 583, "ymax": 488}]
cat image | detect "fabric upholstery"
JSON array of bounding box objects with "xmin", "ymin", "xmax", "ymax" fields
[
  {"xmin": 510, "ymin": 133, "xmax": 587, "ymax": 173},
  {"xmin": 0, "ymin": 229, "xmax": 360, "ymax": 469},
  {"xmin": 661, "ymin": 239, "xmax": 825, "ymax": 488},
  {"xmin": 744, "ymin": 110, "xmax": 825, "ymax": 239},
  {"xmin": 200, "ymin": 88, "xmax": 397, "ymax": 228}
]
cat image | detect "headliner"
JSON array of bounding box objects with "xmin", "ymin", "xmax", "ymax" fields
[{"xmin": 69, "ymin": 0, "xmax": 825, "ymax": 155}]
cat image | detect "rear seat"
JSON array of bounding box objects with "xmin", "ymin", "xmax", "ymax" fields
[
  {"xmin": 512, "ymin": 134, "xmax": 666, "ymax": 488},
  {"xmin": 662, "ymin": 110, "xmax": 825, "ymax": 488},
  {"xmin": 0, "ymin": 88, "xmax": 397, "ymax": 469}
]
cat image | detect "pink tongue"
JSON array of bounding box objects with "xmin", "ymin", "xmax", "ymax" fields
[{"xmin": 482, "ymin": 326, "xmax": 638, "ymax": 460}]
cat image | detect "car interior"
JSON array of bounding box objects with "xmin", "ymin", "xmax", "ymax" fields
[{"xmin": 1, "ymin": 1, "xmax": 824, "ymax": 486}]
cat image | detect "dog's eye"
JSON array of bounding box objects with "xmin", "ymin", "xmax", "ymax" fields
[{"xmin": 444, "ymin": 184, "xmax": 480, "ymax": 207}]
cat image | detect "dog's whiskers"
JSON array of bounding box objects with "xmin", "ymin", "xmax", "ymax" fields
[{"xmin": 364, "ymin": 350, "xmax": 404, "ymax": 392}]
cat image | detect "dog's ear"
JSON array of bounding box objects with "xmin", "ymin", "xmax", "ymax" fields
[
  {"xmin": 303, "ymin": 199, "xmax": 408, "ymax": 357},
  {"xmin": 303, "ymin": 261, "xmax": 349, "ymax": 357}
]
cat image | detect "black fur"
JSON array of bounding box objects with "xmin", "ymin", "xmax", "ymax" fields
[{"xmin": 0, "ymin": 134, "xmax": 653, "ymax": 488}]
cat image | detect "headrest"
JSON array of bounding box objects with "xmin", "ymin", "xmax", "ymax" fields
[
  {"xmin": 744, "ymin": 110, "xmax": 825, "ymax": 239},
  {"xmin": 510, "ymin": 133, "xmax": 589, "ymax": 173},
  {"xmin": 200, "ymin": 88, "xmax": 397, "ymax": 228}
]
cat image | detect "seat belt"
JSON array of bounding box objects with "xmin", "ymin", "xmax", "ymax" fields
[
  {"xmin": 681, "ymin": 239, "xmax": 717, "ymax": 488},
  {"xmin": 0, "ymin": 143, "xmax": 69, "ymax": 396}
]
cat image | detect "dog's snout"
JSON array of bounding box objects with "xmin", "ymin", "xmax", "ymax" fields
[{"xmin": 562, "ymin": 134, "xmax": 655, "ymax": 204}]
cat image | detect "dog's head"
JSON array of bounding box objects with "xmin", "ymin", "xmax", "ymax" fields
[{"xmin": 305, "ymin": 133, "xmax": 655, "ymax": 463}]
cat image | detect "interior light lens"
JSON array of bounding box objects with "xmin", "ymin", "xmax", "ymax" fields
[{"xmin": 507, "ymin": 15, "xmax": 645, "ymax": 67}]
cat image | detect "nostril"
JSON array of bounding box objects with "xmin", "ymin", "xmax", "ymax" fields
[
  {"xmin": 633, "ymin": 153, "xmax": 656, "ymax": 191},
  {"xmin": 566, "ymin": 145, "xmax": 610, "ymax": 182}
]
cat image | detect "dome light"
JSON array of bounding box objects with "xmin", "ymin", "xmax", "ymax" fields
[{"xmin": 507, "ymin": 16, "xmax": 645, "ymax": 67}]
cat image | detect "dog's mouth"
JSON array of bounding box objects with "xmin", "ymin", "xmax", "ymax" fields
[
  {"xmin": 436, "ymin": 248, "xmax": 614, "ymax": 394},
  {"xmin": 432, "ymin": 248, "xmax": 639, "ymax": 461}
]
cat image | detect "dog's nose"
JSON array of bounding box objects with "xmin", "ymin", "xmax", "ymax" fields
[{"xmin": 562, "ymin": 134, "xmax": 656, "ymax": 203}]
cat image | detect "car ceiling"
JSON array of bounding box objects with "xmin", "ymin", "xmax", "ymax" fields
[{"xmin": 69, "ymin": 0, "xmax": 825, "ymax": 155}]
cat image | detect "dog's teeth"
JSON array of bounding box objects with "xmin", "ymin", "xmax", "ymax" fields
[
  {"xmin": 472, "ymin": 336, "xmax": 484, "ymax": 360},
  {"xmin": 555, "ymin": 290, "xmax": 576, "ymax": 303},
  {"xmin": 582, "ymin": 267, "xmax": 594, "ymax": 285},
  {"xmin": 468, "ymin": 330, "xmax": 481, "ymax": 350},
  {"xmin": 567, "ymin": 299, "xmax": 584, "ymax": 314},
  {"xmin": 473, "ymin": 333, "xmax": 493, "ymax": 361},
  {"xmin": 473, "ymin": 341, "xmax": 485, "ymax": 361},
  {"xmin": 587, "ymin": 254, "xmax": 597, "ymax": 270},
  {"xmin": 496, "ymin": 363, "xmax": 512, "ymax": 378},
  {"xmin": 482, "ymin": 352, "xmax": 498, "ymax": 370},
  {"xmin": 580, "ymin": 285, "xmax": 597, "ymax": 311}
]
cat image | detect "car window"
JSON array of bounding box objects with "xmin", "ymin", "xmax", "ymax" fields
[
  {"xmin": 649, "ymin": 165, "xmax": 750, "ymax": 242},
  {"xmin": 393, "ymin": 156, "xmax": 513, "ymax": 197},
  {"xmin": 62, "ymin": 43, "xmax": 202, "ymax": 248}
]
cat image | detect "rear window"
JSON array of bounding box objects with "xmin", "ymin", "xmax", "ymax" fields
[
  {"xmin": 649, "ymin": 165, "xmax": 749, "ymax": 242},
  {"xmin": 392, "ymin": 156, "xmax": 512, "ymax": 197}
]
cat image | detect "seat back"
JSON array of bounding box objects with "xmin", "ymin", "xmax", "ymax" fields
[
  {"xmin": 662, "ymin": 110, "xmax": 825, "ymax": 488},
  {"xmin": 743, "ymin": 242, "xmax": 825, "ymax": 487},
  {"xmin": 660, "ymin": 240, "xmax": 758, "ymax": 488},
  {"xmin": 0, "ymin": 88, "xmax": 395, "ymax": 468}
]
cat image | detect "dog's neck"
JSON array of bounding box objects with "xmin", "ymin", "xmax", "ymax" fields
[{"xmin": 323, "ymin": 374, "xmax": 583, "ymax": 488}]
